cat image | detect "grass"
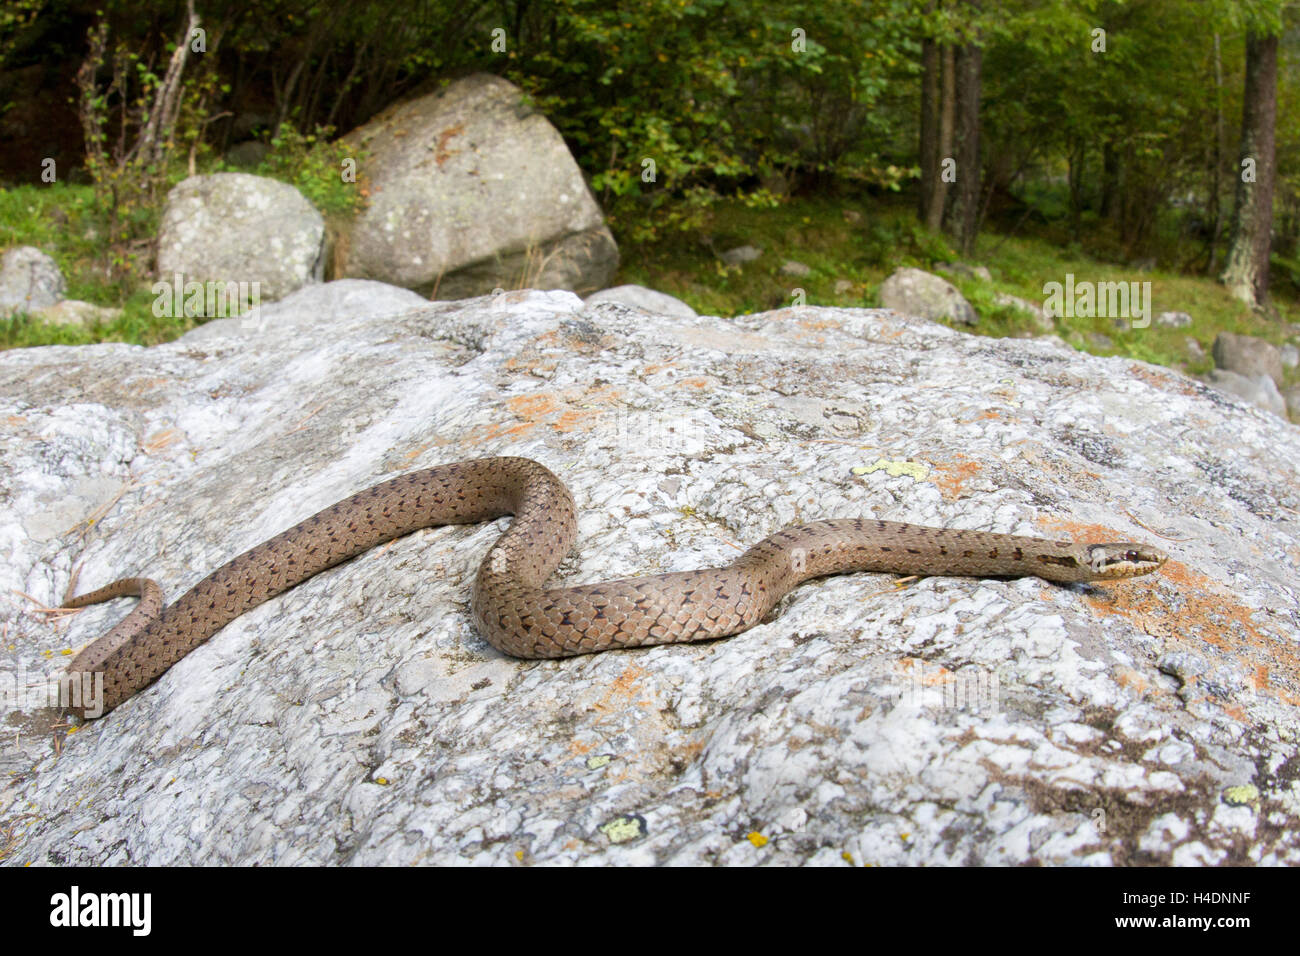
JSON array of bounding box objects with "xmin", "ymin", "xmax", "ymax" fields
[
  {"xmin": 614, "ymin": 194, "xmax": 1298, "ymax": 388},
  {"xmin": 4, "ymin": 182, "xmax": 1297, "ymax": 402}
]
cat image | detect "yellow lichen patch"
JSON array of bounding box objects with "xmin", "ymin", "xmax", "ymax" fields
[
  {"xmin": 747, "ymin": 831, "xmax": 769, "ymax": 848},
  {"xmin": 853, "ymin": 458, "xmax": 931, "ymax": 481},
  {"xmin": 1222, "ymin": 784, "xmax": 1260, "ymax": 808},
  {"xmin": 600, "ymin": 814, "xmax": 646, "ymax": 844},
  {"xmin": 929, "ymin": 454, "xmax": 983, "ymax": 500}
]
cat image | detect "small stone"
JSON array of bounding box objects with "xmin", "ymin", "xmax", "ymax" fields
[
  {"xmin": 1212, "ymin": 332, "xmax": 1283, "ymax": 384},
  {"xmin": 879, "ymin": 267, "xmax": 977, "ymax": 325},
  {"xmin": 1156, "ymin": 311, "xmax": 1193, "ymax": 328},
  {"xmin": 0, "ymin": 246, "xmax": 66, "ymax": 314},
  {"xmin": 1208, "ymin": 368, "xmax": 1287, "ymax": 418},
  {"xmin": 720, "ymin": 245, "xmax": 763, "ymax": 266},
  {"xmin": 31, "ymin": 300, "xmax": 123, "ymax": 327},
  {"xmin": 781, "ymin": 260, "xmax": 811, "ymax": 277}
]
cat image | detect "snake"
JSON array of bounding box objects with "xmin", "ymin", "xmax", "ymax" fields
[{"xmin": 60, "ymin": 456, "xmax": 1167, "ymax": 718}]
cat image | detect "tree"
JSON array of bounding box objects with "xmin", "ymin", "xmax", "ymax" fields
[
  {"xmin": 1220, "ymin": 29, "xmax": 1279, "ymax": 308},
  {"xmin": 943, "ymin": 9, "xmax": 982, "ymax": 255}
]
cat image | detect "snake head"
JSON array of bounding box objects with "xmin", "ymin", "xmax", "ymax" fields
[{"xmin": 1085, "ymin": 543, "xmax": 1168, "ymax": 579}]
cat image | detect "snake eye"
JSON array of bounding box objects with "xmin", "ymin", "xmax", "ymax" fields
[{"xmin": 1126, "ymin": 550, "xmax": 1140, "ymax": 562}]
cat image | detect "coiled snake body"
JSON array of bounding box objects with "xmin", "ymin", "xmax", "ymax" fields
[{"xmin": 63, "ymin": 456, "xmax": 1167, "ymax": 717}]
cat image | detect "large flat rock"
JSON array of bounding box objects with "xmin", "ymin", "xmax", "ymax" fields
[{"xmin": 1, "ymin": 286, "xmax": 1297, "ymax": 865}]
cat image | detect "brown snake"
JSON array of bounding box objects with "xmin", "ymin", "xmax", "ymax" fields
[{"xmin": 61, "ymin": 456, "xmax": 1167, "ymax": 718}]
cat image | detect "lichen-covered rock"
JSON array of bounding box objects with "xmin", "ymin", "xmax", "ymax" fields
[
  {"xmin": 1208, "ymin": 368, "xmax": 1288, "ymax": 418},
  {"xmin": 156, "ymin": 173, "xmax": 326, "ymax": 303},
  {"xmin": 0, "ymin": 245, "xmax": 65, "ymax": 314},
  {"xmin": 342, "ymin": 74, "xmax": 617, "ymax": 299},
  {"xmin": 1212, "ymin": 332, "xmax": 1283, "ymax": 385},
  {"xmin": 879, "ymin": 266, "xmax": 977, "ymax": 325},
  {"xmin": 2, "ymin": 286, "xmax": 1298, "ymax": 865},
  {"xmin": 30, "ymin": 299, "xmax": 123, "ymax": 327}
]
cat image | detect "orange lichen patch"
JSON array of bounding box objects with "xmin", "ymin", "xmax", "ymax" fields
[
  {"xmin": 1037, "ymin": 520, "xmax": 1132, "ymax": 546},
  {"xmin": 930, "ymin": 454, "xmax": 983, "ymax": 500},
  {"xmin": 590, "ymin": 664, "xmax": 653, "ymax": 716},
  {"xmin": 398, "ymin": 442, "xmax": 433, "ymax": 464},
  {"xmin": 502, "ymin": 353, "xmax": 557, "ymax": 375},
  {"xmin": 506, "ymin": 393, "xmax": 563, "ymax": 419},
  {"xmin": 641, "ymin": 360, "xmax": 680, "ymax": 376},
  {"xmin": 143, "ymin": 428, "xmax": 182, "ymax": 453},
  {"xmin": 1086, "ymin": 559, "xmax": 1300, "ymax": 710},
  {"xmin": 5, "ymin": 415, "xmax": 27, "ymax": 427},
  {"xmin": 795, "ymin": 316, "xmax": 843, "ymax": 334},
  {"xmin": 433, "ymin": 123, "xmax": 465, "ymax": 166},
  {"xmin": 897, "ymin": 657, "xmax": 953, "ymax": 686},
  {"xmin": 675, "ymin": 376, "xmax": 713, "ymax": 391},
  {"xmin": 1126, "ymin": 363, "xmax": 1201, "ymax": 397},
  {"xmin": 1113, "ymin": 667, "xmax": 1154, "ymax": 696},
  {"xmin": 454, "ymin": 420, "xmax": 539, "ymax": 446},
  {"xmin": 553, "ymin": 408, "xmax": 599, "ymax": 433}
]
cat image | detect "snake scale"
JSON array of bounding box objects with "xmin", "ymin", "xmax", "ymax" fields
[{"xmin": 62, "ymin": 456, "xmax": 1167, "ymax": 718}]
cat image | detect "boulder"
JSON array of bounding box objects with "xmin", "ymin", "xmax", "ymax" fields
[
  {"xmin": 1211, "ymin": 332, "xmax": 1283, "ymax": 385},
  {"xmin": 0, "ymin": 245, "xmax": 65, "ymax": 314},
  {"xmin": 1208, "ymin": 369, "xmax": 1287, "ymax": 418},
  {"xmin": 994, "ymin": 292, "xmax": 1053, "ymax": 333},
  {"xmin": 342, "ymin": 74, "xmax": 617, "ymax": 299},
  {"xmin": 156, "ymin": 172, "xmax": 326, "ymax": 303},
  {"xmin": 30, "ymin": 300, "xmax": 123, "ymax": 327},
  {"xmin": 879, "ymin": 267, "xmax": 977, "ymax": 325},
  {"xmin": 3, "ymin": 289, "xmax": 1298, "ymax": 864}
]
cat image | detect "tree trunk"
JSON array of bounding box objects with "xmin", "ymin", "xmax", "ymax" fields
[
  {"xmin": 1220, "ymin": 30, "xmax": 1277, "ymax": 308},
  {"xmin": 918, "ymin": 28, "xmax": 954, "ymax": 233},
  {"xmin": 1100, "ymin": 140, "xmax": 1118, "ymax": 222},
  {"xmin": 1206, "ymin": 33, "xmax": 1225, "ymax": 275},
  {"xmin": 944, "ymin": 33, "xmax": 982, "ymax": 255},
  {"xmin": 919, "ymin": 33, "xmax": 939, "ymax": 222}
]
